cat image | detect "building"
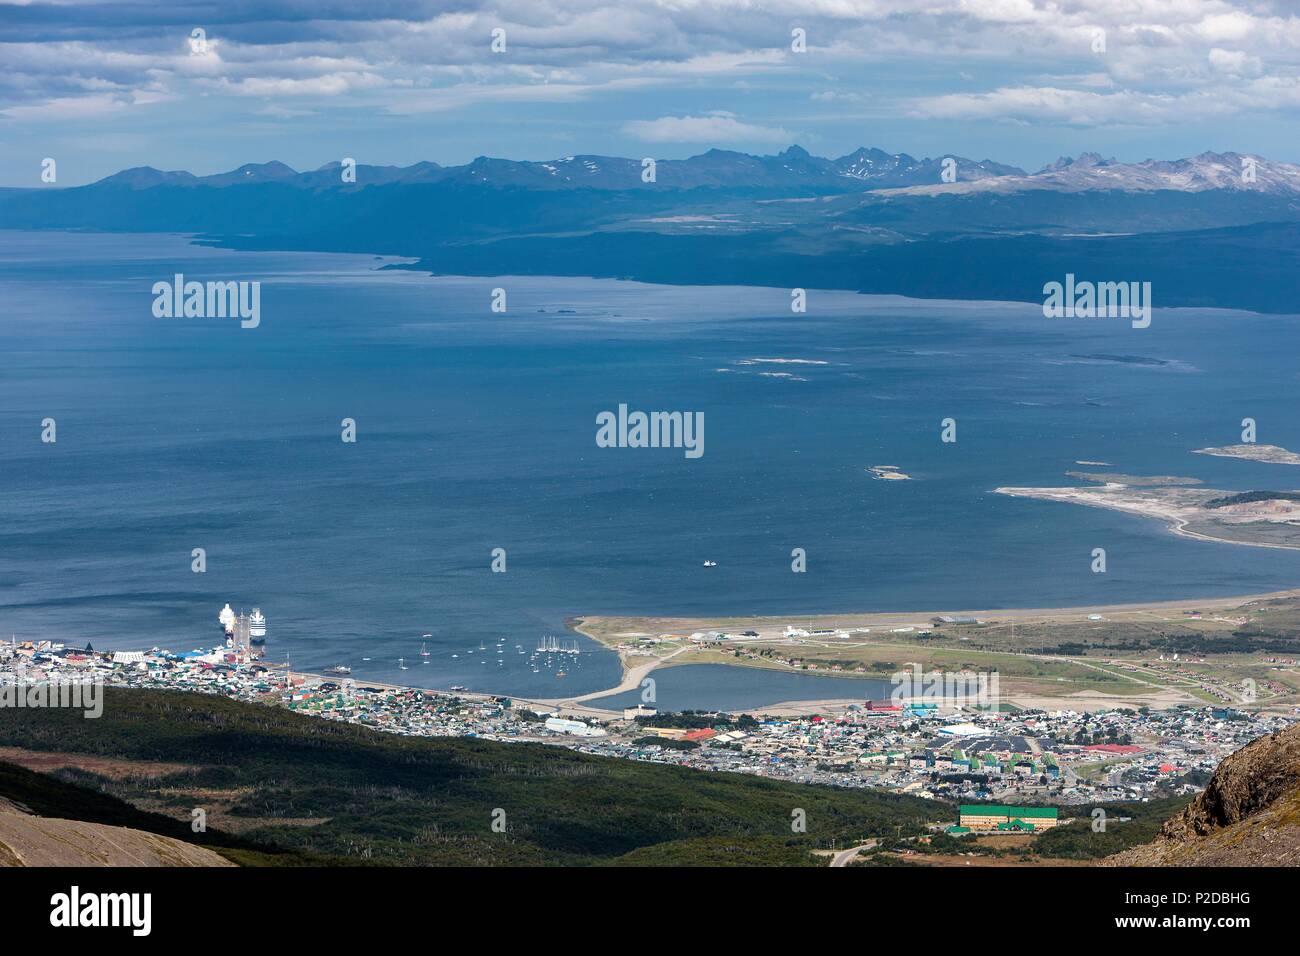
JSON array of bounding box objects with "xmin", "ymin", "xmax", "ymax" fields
[
  {"xmin": 544, "ymin": 717, "xmax": 607, "ymax": 737},
  {"xmin": 958, "ymin": 805, "xmax": 1060, "ymax": 831},
  {"xmin": 689, "ymin": 631, "xmax": 724, "ymax": 644},
  {"xmin": 864, "ymin": 700, "xmax": 902, "ymax": 712},
  {"xmin": 642, "ymin": 727, "xmax": 689, "ymax": 740},
  {"xmin": 683, "ymin": 728, "xmax": 718, "ymax": 742}
]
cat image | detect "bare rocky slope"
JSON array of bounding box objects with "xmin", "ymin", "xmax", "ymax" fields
[
  {"xmin": 0, "ymin": 797, "xmax": 232, "ymax": 867},
  {"xmin": 1106, "ymin": 723, "xmax": 1300, "ymax": 866}
]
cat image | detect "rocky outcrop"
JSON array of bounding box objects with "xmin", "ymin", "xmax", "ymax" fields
[
  {"xmin": 1106, "ymin": 724, "xmax": 1300, "ymax": 866},
  {"xmin": 0, "ymin": 803, "xmax": 233, "ymax": 867}
]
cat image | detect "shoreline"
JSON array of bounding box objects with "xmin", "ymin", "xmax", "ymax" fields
[
  {"xmin": 994, "ymin": 478, "xmax": 1300, "ymax": 553},
  {"xmin": 574, "ymin": 584, "xmax": 1300, "ymax": 638},
  {"xmin": 495, "ymin": 585, "xmax": 1300, "ymax": 715}
]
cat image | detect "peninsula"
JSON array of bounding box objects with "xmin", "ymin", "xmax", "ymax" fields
[
  {"xmin": 1193, "ymin": 444, "xmax": 1300, "ymax": 465},
  {"xmin": 995, "ymin": 472, "xmax": 1300, "ymax": 550}
]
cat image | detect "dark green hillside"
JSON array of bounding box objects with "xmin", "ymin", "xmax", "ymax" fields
[
  {"xmin": 1031, "ymin": 798, "xmax": 1191, "ymax": 860},
  {"xmin": 0, "ymin": 688, "xmax": 939, "ymax": 866},
  {"xmin": 0, "ymin": 759, "xmax": 310, "ymax": 866},
  {"xmin": 1205, "ymin": 491, "xmax": 1300, "ymax": 509}
]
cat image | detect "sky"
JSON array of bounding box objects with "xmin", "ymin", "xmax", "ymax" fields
[{"xmin": 3, "ymin": 0, "xmax": 1300, "ymax": 186}]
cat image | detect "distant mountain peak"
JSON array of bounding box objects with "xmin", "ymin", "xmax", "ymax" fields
[
  {"xmin": 97, "ymin": 166, "xmax": 198, "ymax": 189},
  {"xmin": 1038, "ymin": 151, "xmax": 1114, "ymax": 174},
  {"xmin": 77, "ymin": 146, "xmax": 1300, "ymax": 198},
  {"xmin": 893, "ymin": 148, "xmax": 1300, "ymax": 197},
  {"xmin": 232, "ymin": 161, "xmax": 297, "ymax": 177}
]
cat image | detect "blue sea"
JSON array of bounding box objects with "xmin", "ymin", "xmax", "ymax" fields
[{"xmin": 3, "ymin": 230, "xmax": 1300, "ymax": 703}]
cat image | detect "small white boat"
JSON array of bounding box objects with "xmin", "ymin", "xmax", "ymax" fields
[
  {"xmin": 398, "ymin": 658, "xmax": 409, "ymax": 670},
  {"xmin": 702, "ymin": 560, "xmax": 718, "ymax": 567}
]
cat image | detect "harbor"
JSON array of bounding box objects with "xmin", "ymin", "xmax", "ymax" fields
[{"xmin": 3, "ymin": 602, "xmax": 1296, "ymax": 808}]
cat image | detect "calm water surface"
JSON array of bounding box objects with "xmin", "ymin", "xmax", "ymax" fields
[{"xmin": 3, "ymin": 230, "xmax": 1299, "ymax": 702}]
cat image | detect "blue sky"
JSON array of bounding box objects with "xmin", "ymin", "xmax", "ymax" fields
[{"xmin": 3, "ymin": 0, "xmax": 1300, "ymax": 186}]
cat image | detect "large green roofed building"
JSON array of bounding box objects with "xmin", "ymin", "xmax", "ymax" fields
[{"xmin": 959, "ymin": 805, "xmax": 1059, "ymax": 830}]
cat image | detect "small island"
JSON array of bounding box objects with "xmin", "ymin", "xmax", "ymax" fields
[
  {"xmin": 868, "ymin": 465, "xmax": 911, "ymax": 481},
  {"xmin": 1193, "ymin": 444, "xmax": 1300, "ymax": 465}
]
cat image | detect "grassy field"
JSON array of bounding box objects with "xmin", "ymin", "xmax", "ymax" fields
[{"xmin": 575, "ymin": 591, "xmax": 1300, "ymax": 710}]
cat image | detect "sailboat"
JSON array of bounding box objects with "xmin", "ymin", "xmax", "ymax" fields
[
  {"xmin": 398, "ymin": 657, "xmax": 409, "ymax": 671},
  {"xmin": 419, "ymin": 643, "xmax": 430, "ymax": 657}
]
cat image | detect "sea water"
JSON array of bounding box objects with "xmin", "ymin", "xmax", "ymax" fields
[{"xmin": 2, "ymin": 230, "xmax": 1299, "ymax": 702}]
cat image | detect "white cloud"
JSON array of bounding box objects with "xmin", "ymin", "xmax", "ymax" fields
[
  {"xmin": 913, "ymin": 86, "xmax": 1188, "ymax": 127},
  {"xmin": 811, "ymin": 90, "xmax": 869, "ymax": 102},
  {"xmin": 1208, "ymin": 47, "xmax": 1263, "ymax": 76},
  {"xmin": 254, "ymin": 104, "xmax": 319, "ymax": 118},
  {"xmin": 0, "ymin": 93, "xmax": 133, "ymax": 121},
  {"xmin": 3, "ymin": 0, "xmax": 1300, "ymax": 134},
  {"xmin": 208, "ymin": 72, "xmax": 389, "ymax": 97},
  {"xmin": 622, "ymin": 113, "xmax": 791, "ymax": 143}
]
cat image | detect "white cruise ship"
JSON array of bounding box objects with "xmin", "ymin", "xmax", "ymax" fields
[
  {"xmin": 249, "ymin": 608, "xmax": 267, "ymax": 638},
  {"xmin": 219, "ymin": 603, "xmax": 236, "ymax": 636}
]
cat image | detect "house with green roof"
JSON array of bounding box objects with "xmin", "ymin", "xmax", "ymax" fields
[{"xmin": 959, "ymin": 804, "xmax": 1060, "ymax": 831}]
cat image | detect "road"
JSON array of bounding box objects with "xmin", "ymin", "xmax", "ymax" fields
[{"xmin": 830, "ymin": 840, "xmax": 877, "ymax": 867}]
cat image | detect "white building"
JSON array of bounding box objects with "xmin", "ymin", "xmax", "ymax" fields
[{"xmin": 545, "ymin": 717, "xmax": 607, "ymax": 737}]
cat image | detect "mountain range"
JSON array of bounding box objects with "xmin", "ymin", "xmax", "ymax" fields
[
  {"xmin": 92, "ymin": 145, "xmax": 1022, "ymax": 193},
  {"xmin": 4, "ymin": 144, "xmax": 1300, "ymax": 314},
  {"xmin": 73, "ymin": 145, "xmax": 1300, "ymax": 196}
]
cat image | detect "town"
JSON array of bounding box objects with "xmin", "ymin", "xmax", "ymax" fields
[{"xmin": 2, "ymin": 633, "xmax": 1292, "ymax": 809}]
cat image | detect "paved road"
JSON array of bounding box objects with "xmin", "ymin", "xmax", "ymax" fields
[{"xmin": 830, "ymin": 840, "xmax": 877, "ymax": 867}]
